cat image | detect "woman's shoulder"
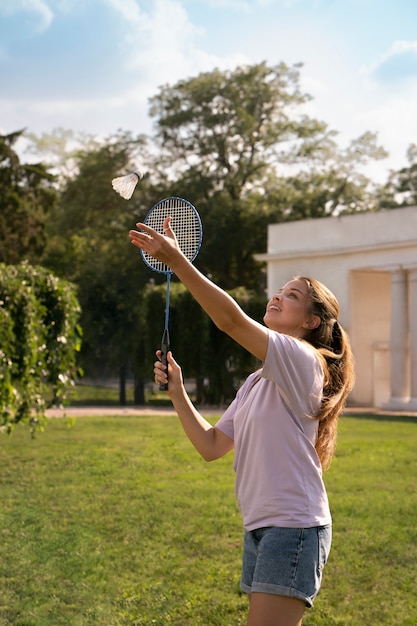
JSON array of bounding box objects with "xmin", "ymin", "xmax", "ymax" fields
[{"xmin": 268, "ymin": 329, "xmax": 320, "ymax": 362}]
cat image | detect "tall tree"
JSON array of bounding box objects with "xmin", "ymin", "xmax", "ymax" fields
[
  {"xmin": 42, "ymin": 131, "xmax": 151, "ymax": 403},
  {"xmin": 0, "ymin": 130, "xmax": 56, "ymax": 265},
  {"xmin": 149, "ymin": 62, "xmax": 333, "ymax": 198},
  {"xmin": 148, "ymin": 63, "xmax": 387, "ymax": 290},
  {"xmin": 263, "ymin": 132, "xmax": 388, "ymax": 220}
]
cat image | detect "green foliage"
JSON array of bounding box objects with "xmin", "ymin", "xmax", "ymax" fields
[
  {"xmin": 147, "ymin": 62, "xmax": 331, "ymax": 288},
  {"xmin": 42, "ymin": 134, "xmax": 151, "ymax": 398},
  {"xmin": 148, "ymin": 64, "xmax": 388, "ymax": 290},
  {"xmin": 14, "ymin": 61, "xmax": 405, "ymax": 400},
  {"xmin": 378, "ymin": 142, "xmax": 417, "ymax": 208},
  {"xmin": 0, "ymin": 130, "xmax": 57, "ymax": 265},
  {"xmin": 0, "ymin": 263, "xmax": 81, "ymax": 433},
  {"xmin": 141, "ymin": 281, "xmax": 265, "ymax": 403},
  {"xmin": 0, "ymin": 414, "xmax": 416, "ymax": 625},
  {"xmin": 149, "ymin": 61, "xmax": 322, "ymax": 193}
]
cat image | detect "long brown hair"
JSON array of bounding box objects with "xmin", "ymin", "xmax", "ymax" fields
[{"xmin": 297, "ymin": 276, "xmax": 355, "ymax": 471}]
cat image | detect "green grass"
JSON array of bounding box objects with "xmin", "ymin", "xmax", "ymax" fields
[
  {"xmin": 0, "ymin": 413, "xmax": 416, "ymax": 625},
  {"xmin": 55, "ymin": 383, "xmax": 173, "ymax": 407}
]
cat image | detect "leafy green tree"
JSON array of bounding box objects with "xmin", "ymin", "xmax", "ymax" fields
[
  {"xmin": 148, "ymin": 62, "xmax": 330, "ymax": 283},
  {"xmin": 148, "ymin": 63, "xmax": 387, "ymax": 291},
  {"xmin": 378, "ymin": 143, "xmax": 417, "ymax": 208},
  {"xmin": 266, "ymin": 132, "xmax": 388, "ymax": 219},
  {"xmin": 19, "ymin": 62, "xmax": 390, "ymax": 405},
  {"xmin": 149, "ymin": 62, "xmax": 331, "ymax": 194},
  {"xmin": 0, "ymin": 130, "xmax": 57, "ymax": 265},
  {"xmin": 0, "ymin": 263, "xmax": 81, "ymax": 433},
  {"xmin": 42, "ymin": 132, "xmax": 152, "ymax": 403}
]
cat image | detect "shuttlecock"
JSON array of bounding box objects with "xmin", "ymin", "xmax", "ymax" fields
[{"xmin": 111, "ymin": 170, "xmax": 143, "ymax": 200}]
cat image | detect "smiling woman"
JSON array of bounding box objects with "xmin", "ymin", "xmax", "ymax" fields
[
  {"xmin": 263, "ymin": 279, "xmax": 322, "ymax": 339},
  {"xmin": 129, "ymin": 220, "xmax": 355, "ymax": 626}
]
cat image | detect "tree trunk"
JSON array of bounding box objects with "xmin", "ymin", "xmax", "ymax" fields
[
  {"xmin": 134, "ymin": 374, "xmax": 145, "ymax": 405},
  {"xmin": 119, "ymin": 363, "xmax": 127, "ymax": 406}
]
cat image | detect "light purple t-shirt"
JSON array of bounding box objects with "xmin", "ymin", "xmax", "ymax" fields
[{"xmin": 215, "ymin": 330, "xmax": 331, "ymax": 531}]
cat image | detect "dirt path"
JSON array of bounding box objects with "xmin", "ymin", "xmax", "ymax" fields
[
  {"xmin": 45, "ymin": 405, "xmax": 222, "ymax": 418},
  {"xmin": 45, "ymin": 405, "xmax": 417, "ymax": 418}
]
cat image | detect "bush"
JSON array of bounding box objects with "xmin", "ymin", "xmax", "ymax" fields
[{"xmin": 0, "ymin": 262, "xmax": 82, "ymax": 433}]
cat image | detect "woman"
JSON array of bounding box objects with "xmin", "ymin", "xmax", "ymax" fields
[{"xmin": 129, "ymin": 217, "xmax": 355, "ymax": 626}]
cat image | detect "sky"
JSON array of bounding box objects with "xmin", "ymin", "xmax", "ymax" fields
[{"xmin": 1, "ymin": 0, "xmax": 417, "ymax": 183}]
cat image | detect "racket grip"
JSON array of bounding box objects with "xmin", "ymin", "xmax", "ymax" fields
[{"xmin": 159, "ymin": 329, "xmax": 170, "ymax": 391}]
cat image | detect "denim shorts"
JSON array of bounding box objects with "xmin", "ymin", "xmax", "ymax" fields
[{"xmin": 240, "ymin": 525, "xmax": 332, "ymax": 608}]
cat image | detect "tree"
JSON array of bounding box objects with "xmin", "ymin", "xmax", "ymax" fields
[
  {"xmin": 0, "ymin": 130, "xmax": 57, "ymax": 265},
  {"xmin": 42, "ymin": 131, "xmax": 152, "ymax": 403},
  {"xmin": 25, "ymin": 127, "xmax": 99, "ymax": 185},
  {"xmin": 17, "ymin": 62, "xmax": 390, "ymax": 405},
  {"xmin": 261, "ymin": 132, "xmax": 388, "ymax": 220},
  {"xmin": 149, "ymin": 62, "xmax": 331, "ymax": 193},
  {"xmin": 148, "ymin": 63, "xmax": 388, "ymax": 290},
  {"xmin": 378, "ymin": 143, "xmax": 417, "ymax": 208},
  {"xmin": 141, "ymin": 282, "xmax": 265, "ymax": 404},
  {"xmin": 0, "ymin": 263, "xmax": 81, "ymax": 434}
]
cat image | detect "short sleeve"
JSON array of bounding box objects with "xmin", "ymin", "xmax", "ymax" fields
[
  {"xmin": 215, "ymin": 372, "xmax": 261, "ymax": 440},
  {"xmin": 261, "ymin": 330, "xmax": 323, "ymax": 417}
]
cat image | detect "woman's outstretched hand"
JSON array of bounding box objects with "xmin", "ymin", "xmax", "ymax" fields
[
  {"xmin": 129, "ymin": 216, "xmax": 181, "ymax": 267},
  {"xmin": 154, "ymin": 350, "xmax": 183, "ymax": 393}
]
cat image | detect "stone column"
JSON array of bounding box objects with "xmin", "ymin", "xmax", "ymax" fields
[
  {"xmin": 385, "ymin": 268, "xmax": 409, "ymax": 409},
  {"xmin": 408, "ymin": 268, "xmax": 417, "ymax": 409}
]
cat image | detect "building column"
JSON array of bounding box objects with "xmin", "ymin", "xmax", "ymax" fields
[
  {"xmin": 384, "ymin": 268, "xmax": 409, "ymax": 409},
  {"xmin": 408, "ymin": 268, "xmax": 417, "ymax": 409}
]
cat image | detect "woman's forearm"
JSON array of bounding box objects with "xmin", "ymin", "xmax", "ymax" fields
[
  {"xmin": 130, "ymin": 222, "xmax": 244, "ymax": 333},
  {"xmin": 169, "ymin": 384, "xmax": 232, "ymax": 461},
  {"xmin": 129, "ymin": 221, "xmax": 268, "ymax": 361}
]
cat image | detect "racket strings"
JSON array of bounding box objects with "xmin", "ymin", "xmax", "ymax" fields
[{"xmin": 142, "ymin": 198, "xmax": 202, "ymax": 274}]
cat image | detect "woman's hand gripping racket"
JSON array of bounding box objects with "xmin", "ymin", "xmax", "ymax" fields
[{"xmin": 139, "ymin": 197, "xmax": 202, "ymax": 390}]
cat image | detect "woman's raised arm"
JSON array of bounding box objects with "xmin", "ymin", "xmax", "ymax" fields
[{"xmin": 129, "ymin": 217, "xmax": 269, "ymax": 362}]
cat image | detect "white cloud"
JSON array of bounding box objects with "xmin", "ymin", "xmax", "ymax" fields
[
  {"xmin": 105, "ymin": 0, "xmax": 246, "ymax": 97},
  {"xmin": 0, "ymin": 0, "xmax": 248, "ymax": 139},
  {"xmin": 357, "ymin": 84, "xmax": 417, "ymax": 166},
  {"xmin": 104, "ymin": 0, "xmax": 145, "ymax": 25},
  {"xmin": 0, "ymin": 0, "xmax": 54, "ymax": 32},
  {"xmin": 360, "ymin": 40, "xmax": 417, "ymax": 84},
  {"xmin": 203, "ymin": 0, "xmax": 252, "ymax": 10},
  {"xmin": 1, "ymin": 0, "xmax": 415, "ymax": 185}
]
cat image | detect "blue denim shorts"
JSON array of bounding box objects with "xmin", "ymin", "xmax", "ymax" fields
[{"xmin": 240, "ymin": 525, "xmax": 332, "ymax": 608}]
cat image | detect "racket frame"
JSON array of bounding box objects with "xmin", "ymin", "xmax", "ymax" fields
[{"xmin": 139, "ymin": 197, "xmax": 202, "ymax": 391}]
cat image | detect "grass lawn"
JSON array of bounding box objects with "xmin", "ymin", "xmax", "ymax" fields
[
  {"xmin": 64, "ymin": 382, "xmax": 175, "ymax": 407},
  {"xmin": 0, "ymin": 412, "xmax": 416, "ymax": 625}
]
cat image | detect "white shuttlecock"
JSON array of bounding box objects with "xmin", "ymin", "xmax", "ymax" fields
[{"xmin": 111, "ymin": 170, "xmax": 143, "ymax": 200}]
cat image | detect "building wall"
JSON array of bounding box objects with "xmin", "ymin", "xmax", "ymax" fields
[
  {"xmin": 256, "ymin": 206, "xmax": 417, "ymax": 408},
  {"xmin": 350, "ymin": 270, "xmax": 391, "ymax": 406}
]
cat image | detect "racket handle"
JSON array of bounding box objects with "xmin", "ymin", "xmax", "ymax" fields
[{"xmin": 159, "ymin": 329, "xmax": 170, "ymax": 391}]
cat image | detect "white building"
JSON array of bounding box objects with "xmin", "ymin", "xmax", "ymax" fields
[{"xmin": 255, "ymin": 205, "xmax": 417, "ymax": 410}]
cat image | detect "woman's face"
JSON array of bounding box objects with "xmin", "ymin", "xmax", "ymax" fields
[{"xmin": 263, "ymin": 278, "xmax": 320, "ymax": 338}]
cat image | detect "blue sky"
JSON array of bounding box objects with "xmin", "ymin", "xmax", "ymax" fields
[{"xmin": 1, "ymin": 0, "xmax": 417, "ymax": 182}]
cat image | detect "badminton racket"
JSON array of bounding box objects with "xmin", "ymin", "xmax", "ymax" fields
[{"xmin": 140, "ymin": 197, "xmax": 202, "ymax": 390}]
